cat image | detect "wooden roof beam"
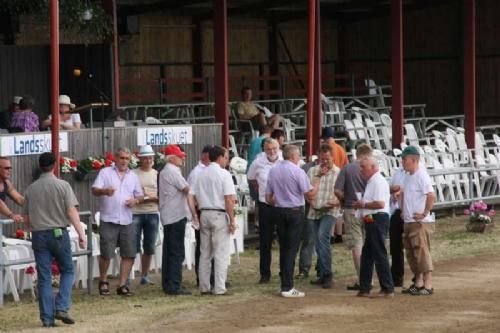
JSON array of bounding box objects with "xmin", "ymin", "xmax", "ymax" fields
[{"xmin": 118, "ymin": 0, "xmax": 206, "ymax": 16}]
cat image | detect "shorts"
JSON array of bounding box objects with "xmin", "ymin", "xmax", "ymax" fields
[
  {"xmin": 133, "ymin": 213, "xmax": 160, "ymax": 255},
  {"xmin": 99, "ymin": 222, "xmax": 136, "ymax": 259},
  {"xmin": 343, "ymin": 209, "xmax": 365, "ymax": 250},
  {"xmin": 403, "ymin": 222, "xmax": 435, "ymax": 274}
]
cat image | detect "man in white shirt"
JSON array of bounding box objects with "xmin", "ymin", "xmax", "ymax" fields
[
  {"xmin": 353, "ymin": 156, "xmax": 394, "ymax": 297},
  {"xmin": 160, "ymin": 144, "xmax": 198, "ymax": 295},
  {"xmin": 400, "ymin": 146, "xmax": 435, "ymax": 296},
  {"xmin": 189, "ymin": 146, "xmax": 236, "ymax": 295},
  {"xmin": 247, "ymin": 138, "xmax": 281, "ymax": 283}
]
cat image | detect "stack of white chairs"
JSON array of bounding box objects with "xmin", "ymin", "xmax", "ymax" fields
[{"xmin": 2, "ymin": 244, "xmax": 36, "ymax": 302}]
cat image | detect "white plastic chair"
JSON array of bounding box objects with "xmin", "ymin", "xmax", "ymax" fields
[{"xmin": 2, "ymin": 245, "xmax": 35, "ymax": 302}]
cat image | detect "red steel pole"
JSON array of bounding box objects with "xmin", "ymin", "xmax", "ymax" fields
[
  {"xmin": 50, "ymin": 0, "xmax": 60, "ymax": 176},
  {"xmin": 464, "ymin": 0, "xmax": 476, "ymax": 150},
  {"xmin": 112, "ymin": 0, "xmax": 120, "ymax": 108},
  {"xmin": 312, "ymin": 0, "xmax": 322, "ymax": 154},
  {"xmin": 391, "ymin": 0, "xmax": 404, "ymax": 148},
  {"xmin": 306, "ymin": 0, "xmax": 316, "ymax": 157},
  {"xmin": 214, "ymin": 0, "xmax": 229, "ymax": 147}
]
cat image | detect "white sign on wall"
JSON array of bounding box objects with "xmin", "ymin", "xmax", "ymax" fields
[
  {"xmin": 0, "ymin": 133, "xmax": 69, "ymax": 156},
  {"xmin": 137, "ymin": 126, "xmax": 193, "ymax": 146}
]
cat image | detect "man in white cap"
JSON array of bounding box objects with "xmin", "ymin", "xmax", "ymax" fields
[
  {"xmin": 132, "ymin": 145, "xmax": 159, "ymax": 285},
  {"xmin": 42, "ymin": 95, "xmax": 81, "ymax": 130}
]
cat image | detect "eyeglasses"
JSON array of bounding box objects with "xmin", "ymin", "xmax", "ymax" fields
[{"xmin": 0, "ymin": 166, "xmax": 12, "ymax": 170}]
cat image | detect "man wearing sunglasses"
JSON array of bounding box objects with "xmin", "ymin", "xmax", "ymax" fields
[{"xmin": 0, "ymin": 156, "xmax": 24, "ymax": 223}]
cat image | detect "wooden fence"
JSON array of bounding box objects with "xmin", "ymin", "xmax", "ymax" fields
[{"xmin": 3, "ymin": 124, "xmax": 221, "ymax": 236}]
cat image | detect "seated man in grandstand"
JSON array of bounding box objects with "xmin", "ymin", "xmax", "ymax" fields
[{"xmin": 236, "ymin": 87, "xmax": 280, "ymax": 130}]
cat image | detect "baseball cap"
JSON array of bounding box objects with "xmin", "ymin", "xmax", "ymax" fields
[
  {"xmin": 13, "ymin": 96, "xmax": 22, "ymax": 105},
  {"xmin": 164, "ymin": 144, "xmax": 186, "ymax": 158},
  {"xmin": 39, "ymin": 152, "xmax": 56, "ymax": 168},
  {"xmin": 401, "ymin": 145, "xmax": 420, "ymax": 157},
  {"xmin": 320, "ymin": 127, "xmax": 335, "ymax": 139}
]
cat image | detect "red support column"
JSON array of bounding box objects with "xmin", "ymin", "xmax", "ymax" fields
[
  {"xmin": 214, "ymin": 0, "xmax": 229, "ymax": 147},
  {"xmin": 312, "ymin": 0, "xmax": 322, "ymax": 154},
  {"xmin": 306, "ymin": 0, "xmax": 316, "ymax": 157},
  {"xmin": 464, "ymin": 0, "xmax": 476, "ymax": 150},
  {"xmin": 112, "ymin": 0, "xmax": 120, "ymax": 108},
  {"xmin": 50, "ymin": 0, "xmax": 60, "ymax": 176},
  {"xmin": 391, "ymin": 0, "xmax": 404, "ymax": 148}
]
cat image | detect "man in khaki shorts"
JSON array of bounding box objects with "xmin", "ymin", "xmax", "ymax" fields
[
  {"xmin": 400, "ymin": 146, "xmax": 435, "ymax": 296},
  {"xmin": 334, "ymin": 143, "xmax": 373, "ymax": 290}
]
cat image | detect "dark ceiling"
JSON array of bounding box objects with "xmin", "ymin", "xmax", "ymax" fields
[{"xmin": 116, "ymin": 0, "xmax": 455, "ymax": 22}]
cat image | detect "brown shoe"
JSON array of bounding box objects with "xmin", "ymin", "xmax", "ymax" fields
[
  {"xmin": 356, "ymin": 291, "xmax": 371, "ymax": 298},
  {"xmin": 377, "ymin": 291, "xmax": 395, "ymax": 298}
]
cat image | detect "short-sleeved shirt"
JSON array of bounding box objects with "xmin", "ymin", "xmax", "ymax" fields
[
  {"xmin": 247, "ymin": 136, "xmax": 265, "ymax": 168},
  {"xmin": 24, "ymin": 172, "xmax": 79, "ymax": 231},
  {"xmin": 359, "ymin": 171, "xmax": 390, "ymax": 217},
  {"xmin": 62, "ymin": 114, "xmax": 81, "ymax": 128},
  {"xmin": 132, "ymin": 168, "xmax": 158, "ymax": 214},
  {"xmin": 92, "ymin": 166, "xmax": 143, "ymax": 225},
  {"xmin": 307, "ymin": 164, "xmax": 340, "ymax": 219},
  {"xmin": 247, "ymin": 154, "xmax": 281, "ymax": 203},
  {"xmin": 187, "ymin": 161, "xmax": 207, "ymax": 187},
  {"xmin": 402, "ymin": 167, "xmax": 435, "ymax": 223},
  {"xmin": 236, "ymin": 102, "xmax": 260, "ymax": 120},
  {"xmin": 191, "ymin": 162, "xmax": 236, "ymax": 210},
  {"xmin": 159, "ymin": 162, "xmax": 190, "ymax": 225},
  {"xmin": 10, "ymin": 111, "xmax": 39, "ymax": 132},
  {"xmin": 266, "ymin": 160, "xmax": 313, "ymax": 208},
  {"xmin": 389, "ymin": 168, "xmax": 406, "ymax": 214},
  {"xmin": 334, "ymin": 160, "xmax": 367, "ymax": 208}
]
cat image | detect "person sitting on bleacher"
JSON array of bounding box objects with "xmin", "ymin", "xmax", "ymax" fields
[
  {"xmin": 10, "ymin": 95, "xmax": 39, "ymax": 133},
  {"xmin": 236, "ymin": 87, "xmax": 280, "ymax": 131},
  {"xmin": 41, "ymin": 95, "xmax": 81, "ymax": 130}
]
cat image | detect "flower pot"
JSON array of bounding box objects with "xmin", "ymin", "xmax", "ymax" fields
[{"xmin": 466, "ymin": 222, "xmax": 495, "ymax": 233}]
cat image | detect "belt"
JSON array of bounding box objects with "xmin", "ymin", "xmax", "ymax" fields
[{"xmin": 200, "ymin": 208, "xmax": 226, "ymax": 213}]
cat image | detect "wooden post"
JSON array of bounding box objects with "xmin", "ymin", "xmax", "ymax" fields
[
  {"xmin": 306, "ymin": 0, "xmax": 316, "ymax": 157},
  {"xmin": 464, "ymin": 0, "xmax": 476, "ymax": 150},
  {"xmin": 50, "ymin": 0, "xmax": 60, "ymax": 176},
  {"xmin": 312, "ymin": 0, "xmax": 322, "ymax": 155},
  {"xmin": 391, "ymin": 0, "xmax": 404, "ymax": 148},
  {"xmin": 214, "ymin": 0, "xmax": 229, "ymax": 147}
]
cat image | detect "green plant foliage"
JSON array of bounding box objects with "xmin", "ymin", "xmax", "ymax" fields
[{"xmin": 0, "ymin": 0, "xmax": 112, "ymax": 42}]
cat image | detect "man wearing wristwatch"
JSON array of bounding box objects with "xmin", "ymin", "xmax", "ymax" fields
[
  {"xmin": 92, "ymin": 147, "xmax": 144, "ymax": 297},
  {"xmin": 0, "ymin": 156, "xmax": 24, "ymax": 223},
  {"xmin": 189, "ymin": 146, "xmax": 236, "ymax": 296},
  {"xmin": 132, "ymin": 145, "xmax": 159, "ymax": 286}
]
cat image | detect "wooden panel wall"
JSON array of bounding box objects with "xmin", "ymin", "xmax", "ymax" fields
[{"xmin": 3, "ymin": 124, "xmax": 221, "ymax": 235}]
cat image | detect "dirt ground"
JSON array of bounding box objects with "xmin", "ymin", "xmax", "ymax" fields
[{"xmin": 145, "ymin": 254, "xmax": 500, "ymax": 333}]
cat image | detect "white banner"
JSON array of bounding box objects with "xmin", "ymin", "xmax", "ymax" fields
[
  {"xmin": 137, "ymin": 126, "xmax": 192, "ymax": 146},
  {"xmin": 0, "ymin": 132, "xmax": 69, "ymax": 156}
]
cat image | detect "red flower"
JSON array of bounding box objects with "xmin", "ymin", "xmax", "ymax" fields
[
  {"xmin": 59, "ymin": 157, "xmax": 65, "ymax": 165},
  {"xmin": 15, "ymin": 228, "xmax": 24, "ymax": 239},
  {"xmin": 25, "ymin": 266, "xmax": 36, "ymax": 275},
  {"xmin": 105, "ymin": 152, "xmax": 115, "ymax": 161},
  {"xmin": 69, "ymin": 160, "xmax": 77, "ymax": 168},
  {"xmin": 92, "ymin": 160, "xmax": 102, "ymax": 170},
  {"xmin": 104, "ymin": 159, "xmax": 113, "ymax": 167},
  {"xmin": 51, "ymin": 262, "xmax": 60, "ymax": 276}
]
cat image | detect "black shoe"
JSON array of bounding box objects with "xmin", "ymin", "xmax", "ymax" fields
[
  {"xmin": 322, "ymin": 274, "xmax": 333, "ymax": 289},
  {"xmin": 55, "ymin": 310, "xmax": 75, "ymax": 325},
  {"xmin": 402, "ymin": 284, "xmax": 416, "ymax": 294},
  {"xmin": 42, "ymin": 322, "xmax": 57, "ymax": 328},
  {"xmin": 259, "ymin": 276, "xmax": 270, "ymax": 284},
  {"xmin": 310, "ymin": 277, "xmax": 323, "ymax": 285},
  {"xmin": 334, "ymin": 235, "xmax": 343, "ymax": 243},
  {"xmin": 167, "ymin": 288, "xmax": 192, "ymax": 296},
  {"xmin": 346, "ymin": 282, "xmax": 360, "ymax": 291}
]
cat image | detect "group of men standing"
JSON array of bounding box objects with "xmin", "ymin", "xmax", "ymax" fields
[{"xmin": 247, "ymin": 126, "xmax": 436, "ymax": 298}]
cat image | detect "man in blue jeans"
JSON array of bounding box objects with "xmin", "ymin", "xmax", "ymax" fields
[
  {"xmin": 22, "ymin": 152, "xmax": 86, "ymax": 327},
  {"xmin": 306, "ymin": 144, "xmax": 341, "ymax": 288},
  {"xmin": 353, "ymin": 156, "xmax": 394, "ymax": 298},
  {"xmin": 132, "ymin": 145, "xmax": 159, "ymax": 285}
]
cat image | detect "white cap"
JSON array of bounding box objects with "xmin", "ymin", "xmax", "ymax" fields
[
  {"xmin": 58, "ymin": 95, "xmax": 75, "ymax": 109},
  {"xmin": 13, "ymin": 96, "xmax": 22, "ymax": 104},
  {"xmin": 137, "ymin": 145, "xmax": 155, "ymax": 157}
]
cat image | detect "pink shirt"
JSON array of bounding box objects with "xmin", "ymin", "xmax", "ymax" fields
[{"xmin": 92, "ymin": 166, "xmax": 143, "ymax": 225}]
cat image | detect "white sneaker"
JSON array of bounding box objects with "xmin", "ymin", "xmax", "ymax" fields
[{"xmin": 281, "ymin": 288, "xmax": 305, "ymax": 298}]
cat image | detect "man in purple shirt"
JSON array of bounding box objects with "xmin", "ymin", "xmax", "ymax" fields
[
  {"xmin": 265, "ymin": 145, "xmax": 316, "ymax": 298},
  {"xmin": 92, "ymin": 147, "xmax": 144, "ymax": 297}
]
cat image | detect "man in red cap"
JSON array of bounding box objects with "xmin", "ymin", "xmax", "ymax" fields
[{"xmin": 159, "ymin": 144, "xmax": 198, "ymax": 295}]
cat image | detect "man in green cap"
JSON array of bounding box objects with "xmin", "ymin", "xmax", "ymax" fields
[{"xmin": 400, "ymin": 145, "xmax": 436, "ymax": 296}]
